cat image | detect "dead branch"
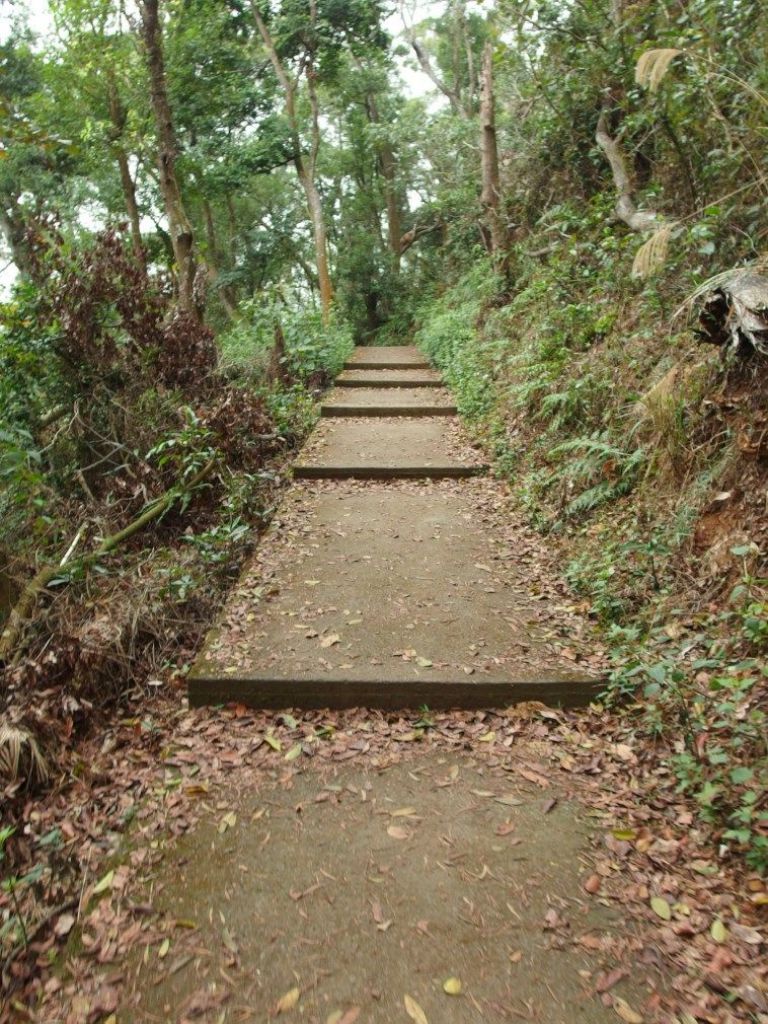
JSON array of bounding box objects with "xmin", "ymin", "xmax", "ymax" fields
[
  {"xmin": 696, "ymin": 270, "xmax": 768, "ymax": 355},
  {"xmin": 0, "ymin": 459, "xmax": 216, "ymax": 667}
]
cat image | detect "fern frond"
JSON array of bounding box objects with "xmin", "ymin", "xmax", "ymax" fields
[
  {"xmin": 635, "ymin": 48, "xmax": 683, "ymax": 93},
  {"xmin": 0, "ymin": 723, "xmax": 49, "ymax": 785},
  {"xmin": 632, "ymin": 223, "xmax": 675, "ymax": 279}
]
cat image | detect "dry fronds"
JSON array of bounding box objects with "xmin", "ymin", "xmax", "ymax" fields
[
  {"xmin": 0, "ymin": 721, "xmax": 49, "ymax": 786},
  {"xmin": 632, "ymin": 223, "xmax": 674, "ymax": 279},
  {"xmin": 635, "ymin": 48, "xmax": 683, "ymax": 93}
]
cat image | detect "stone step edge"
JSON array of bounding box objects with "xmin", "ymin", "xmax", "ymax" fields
[
  {"xmin": 335, "ymin": 378, "xmax": 444, "ymax": 388},
  {"xmin": 345, "ymin": 360, "xmax": 431, "ymax": 370},
  {"xmin": 292, "ymin": 464, "xmax": 488, "ymax": 480},
  {"xmin": 319, "ymin": 406, "xmax": 458, "ymax": 418},
  {"xmin": 188, "ymin": 674, "xmax": 603, "ymax": 710}
]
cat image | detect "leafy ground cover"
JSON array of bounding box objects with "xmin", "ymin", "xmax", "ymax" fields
[{"xmin": 3, "ymin": 700, "xmax": 768, "ymax": 1022}]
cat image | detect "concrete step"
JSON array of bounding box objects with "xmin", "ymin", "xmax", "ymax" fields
[
  {"xmin": 345, "ymin": 345, "xmax": 429, "ymax": 370},
  {"xmin": 190, "ymin": 483, "xmax": 602, "ymax": 710},
  {"xmin": 336, "ymin": 369, "xmax": 444, "ymax": 388},
  {"xmin": 321, "ymin": 387, "xmax": 457, "ymax": 418},
  {"xmin": 293, "ymin": 418, "xmax": 487, "ymax": 480},
  {"xmin": 189, "ymin": 674, "xmax": 601, "ymax": 710}
]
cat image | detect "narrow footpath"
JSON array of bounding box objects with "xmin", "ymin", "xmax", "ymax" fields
[
  {"xmin": 190, "ymin": 346, "xmax": 601, "ymax": 710},
  {"xmin": 51, "ymin": 349, "xmax": 689, "ymax": 1024}
]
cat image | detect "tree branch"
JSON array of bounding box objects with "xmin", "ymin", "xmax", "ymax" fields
[{"xmin": 596, "ymin": 107, "xmax": 663, "ymax": 232}]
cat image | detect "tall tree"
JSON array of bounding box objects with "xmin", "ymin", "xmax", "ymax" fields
[
  {"xmin": 139, "ymin": 0, "xmax": 198, "ymax": 316},
  {"xmin": 251, "ymin": 0, "xmax": 334, "ymax": 322},
  {"xmin": 479, "ymin": 39, "xmax": 507, "ymax": 267}
]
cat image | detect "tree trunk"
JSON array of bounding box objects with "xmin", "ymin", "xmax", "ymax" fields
[
  {"xmin": 0, "ymin": 203, "xmax": 39, "ymax": 282},
  {"xmin": 697, "ymin": 270, "xmax": 768, "ymax": 355},
  {"xmin": 116, "ymin": 150, "xmax": 145, "ymax": 266},
  {"xmin": 202, "ymin": 199, "xmax": 237, "ymax": 317},
  {"xmin": 251, "ymin": 2, "xmax": 333, "ymax": 323},
  {"xmin": 304, "ymin": 63, "xmax": 333, "ymax": 322},
  {"xmin": 301, "ymin": 170, "xmax": 333, "ymax": 321},
  {"xmin": 480, "ymin": 42, "xmax": 508, "ymax": 268},
  {"xmin": 595, "ymin": 106, "xmax": 662, "ymax": 232},
  {"xmin": 365, "ymin": 93, "xmax": 402, "ymax": 270},
  {"xmin": 107, "ymin": 75, "xmax": 145, "ymax": 267},
  {"xmin": 140, "ymin": 0, "xmax": 198, "ymax": 317}
]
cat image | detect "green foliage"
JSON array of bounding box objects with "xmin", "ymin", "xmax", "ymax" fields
[
  {"xmin": 413, "ymin": 260, "xmax": 502, "ymax": 423},
  {"xmin": 605, "ymin": 569, "xmax": 768, "ymax": 871},
  {"xmin": 548, "ymin": 435, "xmax": 647, "ymax": 517},
  {"xmin": 219, "ymin": 297, "xmax": 354, "ymax": 383}
]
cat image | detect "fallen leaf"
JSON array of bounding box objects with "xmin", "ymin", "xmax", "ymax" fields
[
  {"xmin": 387, "ymin": 825, "xmax": 410, "ymax": 840},
  {"xmin": 93, "ymin": 870, "xmax": 114, "ymax": 895},
  {"xmin": 54, "ymin": 913, "xmax": 75, "ymax": 938},
  {"xmin": 284, "ymin": 743, "xmax": 303, "ymax": 762},
  {"xmin": 443, "ymin": 977, "xmax": 462, "ymax": 995},
  {"xmin": 584, "ymin": 874, "xmax": 601, "ymax": 894},
  {"xmin": 650, "ymin": 896, "xmax": 671, "ymax": 921},
  {"xmin": 218, "ymin": 811, "xmax": 237, "ymax": 834},
  {"xmin": 596, "ymin": 968, "xmax": 627, "ymax": 993},
  {"xmin": 158, "ymin": 938, "xmax": 170, "ymax": 959},
  {"xmin": 711, "ymin": 919, "xmax": 728, "ymax": 943},
  {"xmin": 339, "ymin": 1012, "xmax": 361, "ymax": 1024},
  {"xmin": 264, "ymin": 732, "xmax": 282, "ymax": 752},
  {"xmin": 730, "ymin": 922, "xmax": 761, "ymax": 945},
  {"xmin": 276, "ymin": 987, "xmax": 300, "ymax": 1014},
  {"xmin": 404, "ymin": 994, "xmax": 428, "ymax": 1024},
  {"xmin": 613, "ymin": 997, "xmax": 643, "ymax": 1023},
  {"xmin": 321, "ymin": 633, "xmax": 340, "ymax": 648},
  {"xmin": 612, "ymin": 828, "xmax": 636, "ymax": 841},
  {"xmin": 415, "ymin": 656, "xmax": 433, "ymax": 668}
]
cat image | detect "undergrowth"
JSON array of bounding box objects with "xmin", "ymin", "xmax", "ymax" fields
[{"xmin": 412, "ymin": 203, "xmax": 768, "ymax": 871}]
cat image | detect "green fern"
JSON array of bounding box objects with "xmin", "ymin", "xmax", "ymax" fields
[{"xmin": 549, "ymin": 434, "xmax": 646, "ymax": 516}]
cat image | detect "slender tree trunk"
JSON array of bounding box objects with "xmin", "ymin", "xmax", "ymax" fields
[
  {"xmin": 595, "ymin": 106, "xmax": 662, "ymax": 232},
  {"xmin": 0, "ymin": 204, "xmax": 37, "ymax": 281},
  {"xmin": 303, "ymin": 64, "xmax": 333, "ymax": 322},
  {"xmin": 116, "ymin": 150, "xmax": 145, "ymax": 266},
  {"xmin": 202, "ymin": 198, "xmax": 237, "ymax": 317},
  {"xmin": 140, "ymin": 0, "xmax": 198, "ymax": 317},
  {"xmin": 251, "ymin": 2, "xmax": 333, "ymax": 323},
  {"xmin": 107, "ymin": 75, "xmax": 145, "ymax": 267},
  {"xmin": 365, "ymin": 93, "xmax": 402, "ymax": 270},
  {"xmin": 480, "ymin": 41, "xmax": 508, "ymax": 268},
  {"xmin": 301, "ymin": 170, "xmax": 333, "ymax": 320}
]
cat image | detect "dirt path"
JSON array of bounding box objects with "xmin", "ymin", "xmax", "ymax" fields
[
  {"xmin": 13, "ymin": 348, "xmax": 766, "ymax": 1024},
  {"xmin": 122, "ymin": 745, "xmax": 655, "ymax": 1023},
  {"xmin": 191, "ymin": 347, "xmax": 601, "ymax": 708}
]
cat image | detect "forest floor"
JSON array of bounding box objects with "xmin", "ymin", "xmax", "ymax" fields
[
  {"xmin": 4, "ymin": 349, "xmax": 767, "ymax": 1024},
  {"xmin": 15, "ymin": 700, "xmax": 767, "ymax": 1024}
]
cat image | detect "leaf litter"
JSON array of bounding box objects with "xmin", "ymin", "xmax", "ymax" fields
[{"xmin": 2, "ymin": 480, "xmax": 767, "ymax": 1022}]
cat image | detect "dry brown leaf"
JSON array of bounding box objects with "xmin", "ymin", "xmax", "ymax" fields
[
  {"xmin": 387, "ymin": 825, "xmax": 410, "ymax": 840},
  {"xmin": 276, "ymin": 987, "xmax": 300, "ymax": 1014},
  {"xmin": 613, "ymin": 997, "xmax": 643, "ymax": 1024},
  {"xmin": 404, "ymin": 994, "xmax": 428, "ymax": 1024}
]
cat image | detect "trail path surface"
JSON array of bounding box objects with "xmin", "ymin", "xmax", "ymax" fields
[
  {"xmin": 191, "ymin": 347, "xmax": 602, "ymax": 710},
  {"xmin": 124, "ymin": 744, "xmax": 653, "ymax": 1024},
  {"xmin": 43, "ymin": 348, "xmax": 716, "ymax": 1024}
]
